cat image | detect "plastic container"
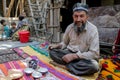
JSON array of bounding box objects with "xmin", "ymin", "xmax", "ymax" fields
[{"xmin": 19, "ymin": 31, "xmax": 30, "ymax": 43}]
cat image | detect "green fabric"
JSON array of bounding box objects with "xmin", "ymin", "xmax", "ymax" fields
[
  {"xmin": 114, "ymin": 69, "xmax": 120, "ymax": 73},
  {"xmin": 106, "ymin": 75, "xmax": 114, "ymax": 80},
  {"xmin": 29, "ymin": 45, "xmax": 49, "ymax": 57},
  {"xmin": 105, "ymin": 61, "xmax": 108, "ymax": 64}
]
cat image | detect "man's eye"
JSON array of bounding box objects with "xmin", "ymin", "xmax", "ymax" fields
[
  {"xmin": 80, "ymin": 15, "xmax": 85, "ymax": 17},
  {"xmin": 74, "ymin": 15, "xmax": 78, "ymax": 18},
  {"xmin": 74, "ymin": 15, "xmax": 84, "ymax": 18}
]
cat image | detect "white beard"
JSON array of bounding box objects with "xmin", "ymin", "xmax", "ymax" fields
[{"xmin": 74, "ymin": 23, "xmax": 85, "ymax": 35}]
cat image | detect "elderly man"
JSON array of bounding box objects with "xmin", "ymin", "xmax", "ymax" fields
[{"xmin": 49, "ymin": 3, "xmax": 99, "ymax": 75}]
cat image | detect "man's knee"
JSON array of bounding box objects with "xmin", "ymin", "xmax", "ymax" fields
[
  {"xmin": 67, "ymin": 59, "xmax": 99, "ymax": 75},
  {"xmin": 49, "ymin": 49, "xmax": 56, "ymax": 58},
  {"xmin": 49, "ymin": 49, "xmax": 55, "ymax": 55},
  {"xmin": 89, "ymin": 64, "xmax": 99, "ymax": 74},
  {"xmin": 49, "ymin": 49, "xmax": 66, "ymax": 64},
  {"xmin": 91, "ymin": 60, "xmax": 99, "ymax": 72}
]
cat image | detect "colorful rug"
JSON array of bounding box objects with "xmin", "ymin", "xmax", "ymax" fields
[
  {"xmin": 18, "ymin": 46, "xmax": 99, "ymax": 80},
  {"xmin": 13, "ymin": 47, "xmax": 80, "ymax": 80},
  {"xmin": 0, "ymin": 60, "xmax": 33, "ymax": 80},
  {"xmin": 0, "ymin": 56, "xmax": 78, "ymax": 80}
]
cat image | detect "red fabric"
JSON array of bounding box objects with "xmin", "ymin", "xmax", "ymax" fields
[{"xmin": 114, "ymin": 29, "xmax": 120, "ymax": 54}]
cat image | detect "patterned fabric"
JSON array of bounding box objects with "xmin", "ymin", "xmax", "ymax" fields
[
  {"xmin": 0, "ymin": 58, "xmax": 62, "ymax": 80},
  {"xmin": 0, "ymin": 49, "xmax": 23, "ymax": 63},
  {"xmin": 98, "ymin": 59, "xmax": 120, "ymax": 80},
  {"xmin": 0, "ymin": 60, "xmax": 33, "ymax": 80},
  {"xmin": 13, "ymin": 48, "xmax": 29, "ymax": 59},
  {"xmin": 13, "ymin": 47, "xmax": 79, "ymax": 80}
]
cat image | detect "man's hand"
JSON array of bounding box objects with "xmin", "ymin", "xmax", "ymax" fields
[
  {"xmin": 62, "ymin": 54, "xmax": 79, "ymax": 63},
  {"xmin": 112, "ymin": 46, "xmax": 115, "ymax": 53},
  {"xmin": 48, "ymin": 44, "xmax": 62, "ymax": 50}
]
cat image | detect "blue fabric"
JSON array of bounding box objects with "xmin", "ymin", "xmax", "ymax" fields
[
  {"xmin": 17, "ymin": 20, "xmax": 27, "ymax": 29},
  {"xmin": 3, "ymin": 25, "xmax": 11, "ymax": 37}
]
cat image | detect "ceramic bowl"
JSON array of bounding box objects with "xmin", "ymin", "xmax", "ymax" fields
[
  {"xmin": 32, "ymin": 71, "xmax": 42, "ymax": 79},
  {"xmin": 24, "ymin": 68, "xmax": 34, "ymax": 74},
  {"xmin": 38, "ymin": 67, "xmax": 48, "ymax": 74}
]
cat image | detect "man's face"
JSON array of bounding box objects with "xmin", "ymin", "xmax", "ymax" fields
[{"xmin": 73, "ymin": 11, "xmax": 88, "ymax": 27}]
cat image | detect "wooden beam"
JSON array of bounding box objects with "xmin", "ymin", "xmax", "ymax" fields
[
  {"xmin": 22, "ymin": 0, "xmax": 25, "ymax": 11},
  {"xmin": 6, "ymin": 0, "xmax": 15, "ymax": 17},
  {"xmin": 19, "ymin": 0, "xmax": 24, "ymax": 15},
  {"xmin": 2, "ymin": 0, "xmax": 6, "ymax": 17},
  {"xmin": 15, "ymin": 0, "xmax": 20, "ymax": 17}
]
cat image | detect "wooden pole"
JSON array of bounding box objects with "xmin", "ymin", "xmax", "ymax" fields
[
  {"xmin": 2, "ymin": 0, "xmax": 6, "ymax": 17},
  {"xmin": 19, "ymin": 0, "xmax": 24, "ymax": 15},
  {"xmin": 6, "ymin": 0, "xmax": 15, "ymax": 17},
  {"xmin": 22, "ymin": 0, "xmax": 25, "ymax": 11},
  {"xmin": 15, "ymin": 0, "xmax": 20, "ymax": 17}
]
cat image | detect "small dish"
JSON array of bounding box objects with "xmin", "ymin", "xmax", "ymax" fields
[
  {"xmin": 24, "ymin": 68, "xmax": 34, "ymax": 74},
  {"xmin": 38, "ymin": 67, "xmax": 48, "ymax": 74},
  {"xmin": 32, "ymin": 71, "xmax": 42, "ymax": 79}
]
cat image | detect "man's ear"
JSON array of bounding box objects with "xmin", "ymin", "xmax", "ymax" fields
[{"xmin": 86, "ymin": 15, "xmax": 89, "ymax": 19}]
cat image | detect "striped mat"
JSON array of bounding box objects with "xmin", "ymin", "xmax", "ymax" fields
[
  {"xmin": 0, "ymin": 56, "xmax": 79, "ymax": 80},
  {"xmin": 13, "ymin": 47, "xmax": 79, "ymax": 80}
]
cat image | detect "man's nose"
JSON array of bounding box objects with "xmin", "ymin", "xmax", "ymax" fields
[{"xmin": 77, "ymin": 17, "xmax": 81, "ymax": 21}]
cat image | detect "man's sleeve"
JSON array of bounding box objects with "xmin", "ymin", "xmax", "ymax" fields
[
  {"xmin": 60, "ymin": 26, "xmax": 70, "ymax": 49},
  {"xmin": 76, "ymin": 30, "xmax": 100, "ymax": 60}
]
